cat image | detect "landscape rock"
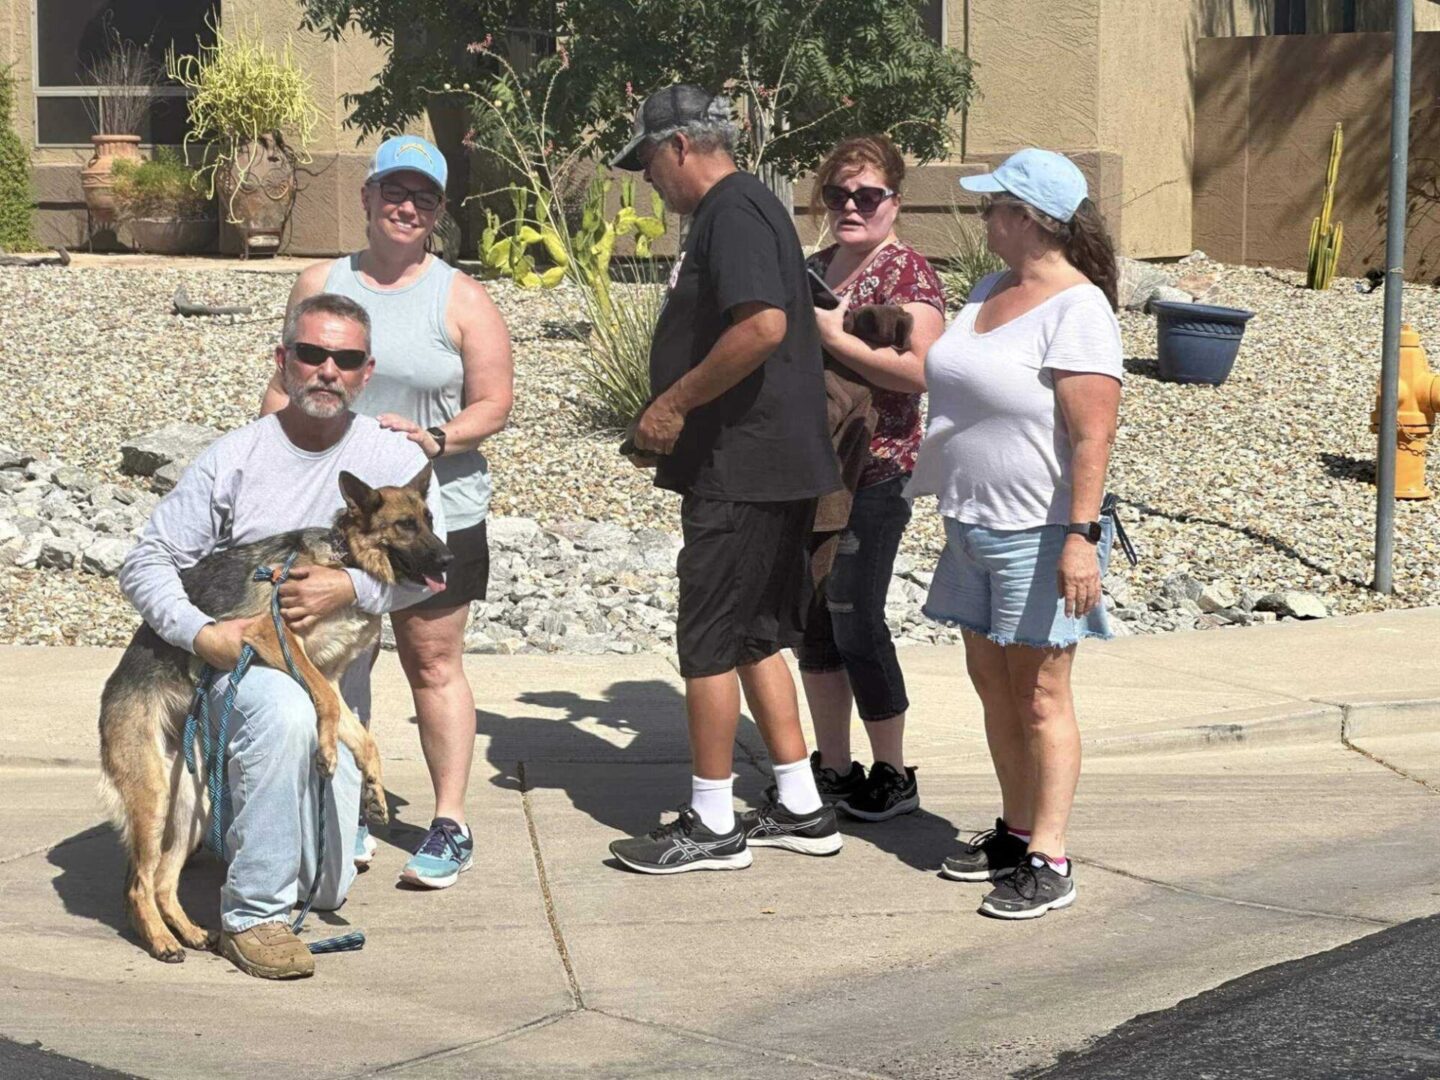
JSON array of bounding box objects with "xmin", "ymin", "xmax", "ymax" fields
[
  {"xmin": 120, "ymin": 423, "xmax": 222, "ymax": 479},
  {"xmin": 1197, "ymin": 581, "xmax": 1238, "ymax": 613},
  {"xmin": 1255, "ymin": 590, "xmax": 1329, "ymax": 620},
  {"xmin": 1118, "ymin": 257, "xmax": 1170, "ymax": 312},
  {"xmin": 1146, "ymin": 285, "xmax": 1196, "ymax": 311},
  {"xmin": 82, "ymin": 538, "xmax": 132, "ymax": 576},
  {"xmin": 37, "ymin": 536, "xmax": 82, "ymax": 570}
]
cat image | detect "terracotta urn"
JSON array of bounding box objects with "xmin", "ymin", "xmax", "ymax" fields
[
  {"xmin": 218, "ymin": 133, "xmax": 296, "ymax": 258},
  {"xmin": 80, "ymin": 134, "xmax": 143, "ymax": 225}
]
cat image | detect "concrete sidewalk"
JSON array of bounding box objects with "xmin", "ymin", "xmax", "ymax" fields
[{"xmin": 0, "ymin": 609, "xmax": 1436, "ymax": 1078}]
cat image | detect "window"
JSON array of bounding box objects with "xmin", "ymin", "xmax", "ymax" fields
[
  {"xmin": 32, "ymin": 1, "xmax": 219, "ymax": 146},
  {"xmin": 921, "ymin": 0, "xmax": 946, "ymax": 44}
]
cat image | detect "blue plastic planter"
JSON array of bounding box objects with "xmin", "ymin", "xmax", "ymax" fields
[{"xmin": 1151, "ymin": 300, "xmax": 1256, "ymax": 385}]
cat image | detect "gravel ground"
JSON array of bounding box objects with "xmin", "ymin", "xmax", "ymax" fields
[{"xmin": 0, "ymin": 257, "xmax": 1438, "ymax": 647}]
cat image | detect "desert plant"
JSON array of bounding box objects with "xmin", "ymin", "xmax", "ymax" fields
[
  {"xmin": 1306, "ymin": 122, "xmax": 1344, "ymax": 290},
  {"xmin": 111, "ymin": 149, "xmax": 210, "ymax": 220},
  {"xmin": 578, "ymin": 275, "xmax": 667, "ymax": 426},
  {"xmin": 0, "ymin": 66, "xmax": 35, "ymax": 251},
  {"xmin": 938, "ymin": 203, "xmax": 1004, "ymax": 306},
  {"xmin": 166, "ymin": 16, "xmax": 318, "ymax": 219},
  {"xmin": 80, "ymin": 20, "xmax": 163, "ymax": 137}
]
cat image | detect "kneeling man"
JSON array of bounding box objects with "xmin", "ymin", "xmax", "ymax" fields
[{"xmin": 118, "ymin": 293, "xmax": 446, "ymax": 977}]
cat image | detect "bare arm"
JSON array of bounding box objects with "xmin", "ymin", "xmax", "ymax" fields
[
  {"xmin": 379, "ymin": 274, "xmax": 514, "ymax": 458},
  {"xmin": 259, "ymin": 261, "xmax": 332, "ymax": 416},
  {"xmin": 1053, "ymin": 370, "xmax": 1121, "ymax": 616},
  {"xmin": 815, "ymin": 301, "xmax": 944, "ymax": 393},
  {"xmin": 634, "ymin": 302, "xmax": 786, "ymax": 454}
]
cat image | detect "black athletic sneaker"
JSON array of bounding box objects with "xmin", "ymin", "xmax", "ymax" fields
[
  {"xmin": 738, "ymin": 786, "xmax": 844, "ymax": 856},
  {"xmin": 979, "ymin": 854, "xmax": 1076, "ymax": 919},
  {"xmin": 837, "ymin": 761, "xmax": 919, "ymax": 821},
  {"xmin": 810, "ymin": 750, "xmax": 866, "ymax": 805},
  {"xmin": 609, "ymin": 806, "xmax": 753, "ymax": 875},
  {"xmin": 940, "ymin": 818, "xmax": 1029, "ymax": 882}
]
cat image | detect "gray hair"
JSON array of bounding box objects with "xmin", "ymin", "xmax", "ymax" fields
[
  {"xmin": 652, "ymin": 95, "xmax": 738, "ymax": 158},
  {"xmin": 282, "ymin": 293, "xmax": 372, "ymax": 352}
]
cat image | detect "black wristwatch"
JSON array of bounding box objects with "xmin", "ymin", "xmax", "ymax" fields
[
  {"xmin": 426, "ymin": 426, "xmax": 447, "ymax": 459},
  {"xmin": 1066, "ymin": 521, "xmax": 1102, "ymax": 543}
]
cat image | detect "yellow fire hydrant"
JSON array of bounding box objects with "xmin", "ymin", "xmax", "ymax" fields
[{"xmin": 1372, "ymin": 324, "xmax": 1440, "ymax": 499}]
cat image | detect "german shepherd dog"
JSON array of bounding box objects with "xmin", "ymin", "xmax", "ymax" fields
[{"xmin": 98, "ymin": 465, "xmax": 451, "ymax": 962}]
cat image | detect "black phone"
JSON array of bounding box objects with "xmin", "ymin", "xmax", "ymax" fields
[{"xmin": 807, "ymin": 266, "xmax": 843, "ymax": 310}]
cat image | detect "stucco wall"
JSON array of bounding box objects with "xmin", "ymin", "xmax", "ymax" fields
[{"xmin": 1193, "ymin": 32, "xmax": 1440, "ymax": 282}]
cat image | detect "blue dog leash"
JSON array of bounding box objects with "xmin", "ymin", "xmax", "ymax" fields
[{"xmin": 182, "ymin": 552, "xmax": 365, "ymax": 954}]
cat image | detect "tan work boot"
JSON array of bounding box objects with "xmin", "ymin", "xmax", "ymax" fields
[{"xmin": 220, "ymin": 922, "xmax": 315, "ymax": 980}]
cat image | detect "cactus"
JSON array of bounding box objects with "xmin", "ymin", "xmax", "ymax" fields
[
  {"xmin": 475, "ymin": 168, "xmax": 666, "ymax": 310},
  {"xmin": 1306, "ymin": 123, "xmax": 1344, "ymax": 290}
]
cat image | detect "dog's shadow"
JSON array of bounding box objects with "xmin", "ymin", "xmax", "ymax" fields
[{"xmin": 48, "ymin": 826, "xmax": 226, "ymax": 947}]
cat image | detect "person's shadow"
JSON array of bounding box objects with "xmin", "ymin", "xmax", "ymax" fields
[{"xmin": 475, "ymin": 679, "xmax": 771, "ymax": 837}]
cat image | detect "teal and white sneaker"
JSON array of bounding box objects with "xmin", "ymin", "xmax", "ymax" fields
[
  {"xmin": 354, "ymin": 822, "xmax": 378, "ymax": 870},
  {"xmin": 399, "ymin": 817, "xmax": 473, "ymax": 889}
]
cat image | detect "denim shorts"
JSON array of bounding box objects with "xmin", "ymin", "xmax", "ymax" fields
[{"xmin": 923, "ymin": 516, "xmax": 1114, "ymax": 648}]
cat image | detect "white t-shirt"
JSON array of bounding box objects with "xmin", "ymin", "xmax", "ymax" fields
[{"xmin": 906, "ymin": 271, "xmax": 1123, "ymax": 529}]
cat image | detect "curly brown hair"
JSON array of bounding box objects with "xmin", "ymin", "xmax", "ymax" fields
[{"xmin": 809, "ymin": 134, "xmax": 907, "ymax": 222}]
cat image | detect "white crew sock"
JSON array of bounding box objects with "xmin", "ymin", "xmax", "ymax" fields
[
  {"xmin": 691, "ymin": 774, "xmax": 736, "ymax": 834},
  {"xmin": 773, "ymin": 757, "xmax": 823, "ymax": 814}
]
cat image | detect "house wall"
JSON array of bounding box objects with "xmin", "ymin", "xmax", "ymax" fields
[
  {"xmin": 1193, "ymin": 31, "xmax": 1440, "ymax": 282},
  {"xmin": 3, "ymin": 0, "xmax": 398, "ymax": 255}
]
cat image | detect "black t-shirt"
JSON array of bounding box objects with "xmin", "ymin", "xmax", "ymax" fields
[{"xmin": 648, "ymin": 171, "xmax": 839, "ymax": 502}]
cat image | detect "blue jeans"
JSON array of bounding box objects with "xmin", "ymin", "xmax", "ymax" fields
[
  {"xmin": 923, "ymin": 516, "xmax": 1115, "ymax": 648},
  {"xmin": 208, "ymin": 666, "xmax": 361, "ymax": 933},
  {"xmin": 796, "ymin": 476, "xmax": 912, "ymax": 722}
]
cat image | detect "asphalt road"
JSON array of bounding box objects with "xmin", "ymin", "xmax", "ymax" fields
[
  {"xmin": 1030, "ymin": 913, "xmax": 1440, "ymax": 1080},
  {"xmin": 0, "ymin": 1039, "xmax": 135, "ymax": 1080}
]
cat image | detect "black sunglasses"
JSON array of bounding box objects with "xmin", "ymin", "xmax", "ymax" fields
[
  {"xmin": 290, "ymin": 342, "xmax": 369, "ymax": 371},
  {"xmin": 374, "ymin": 180, "xmax": 443, "ymax": 212},
  {"xmin": 821, "ymin": 184, "xmax": 897, "ymax": 214}
]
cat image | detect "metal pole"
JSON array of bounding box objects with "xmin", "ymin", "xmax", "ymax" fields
[{"xmin": 1374, "ymin": 0, "xmax": 1413, "ymax": 594}]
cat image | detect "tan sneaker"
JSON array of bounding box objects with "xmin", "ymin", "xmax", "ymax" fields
[{"xmin": 220, "ymin": 922, "xmax": 315, "ymax": 980}]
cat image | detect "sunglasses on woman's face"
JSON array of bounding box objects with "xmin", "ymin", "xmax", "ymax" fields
[
  {"xmin": 375, "ymin": 180, "xmax": 442, "ymax": 212},
  {"xmin": 821, "ymin": 184, "xmax": 897, "ymax": 215},
  {"xmin": 290, "ymin": 342, "xmax": 369, "ymax": 371}
]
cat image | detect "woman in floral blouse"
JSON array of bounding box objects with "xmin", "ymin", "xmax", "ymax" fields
[{"xmin": 800, "ymin": 133, "xmax": 946, "ymax": 821}]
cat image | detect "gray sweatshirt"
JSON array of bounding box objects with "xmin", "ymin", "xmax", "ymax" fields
[{"xmin": 119, "ymin": 413, "xmax": 448, "ymax": 654}]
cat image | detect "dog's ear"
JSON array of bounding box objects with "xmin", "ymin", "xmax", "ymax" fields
[
  {"xmin": 404, "ymin": 462, "xmax": 434, "ymax": 497},
  {"xmin": 339, "ymin": 471, "xmax": 381, "ymax": 518}
]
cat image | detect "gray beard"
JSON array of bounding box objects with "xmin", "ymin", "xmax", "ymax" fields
[{"xmin": 282, "ymin": 369, "xmax": 352, "ymax": 419}]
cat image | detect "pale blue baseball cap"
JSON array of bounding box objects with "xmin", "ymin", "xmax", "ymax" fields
[
  {"xmin": 960, "ymin": 148, "xmax": 1087, "ymax": 222},
  {"xmin": 367, "ymin": 134, "xmax": 447, "ymax": 191}
]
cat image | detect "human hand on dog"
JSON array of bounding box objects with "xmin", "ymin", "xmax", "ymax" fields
[
  {"xmin": 634, "ymin": 393, "xmax": 686, "ymax": 456},
  {"xmin": 194, "ymin": 616, "xmax": 266, "ymax": 671},
  {"xmin": 814, "ymin": 302, "xmax": 847, "ymax": 346},
  {"xmin": 278, "ymin": 566, "xmax": 358, "ymax": 633},
  {"xmin": 376, "ymin": 412, "xmax": 442, "ymax": 460}
]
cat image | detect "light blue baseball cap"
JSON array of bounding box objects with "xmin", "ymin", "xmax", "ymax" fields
[
  {"xmin": 367, "ymin": 134, "xmax": 448, "ymax": 191},
  {"xmin": 960, "ymin": 148, "xmax": 1087, "ymax": 222}
]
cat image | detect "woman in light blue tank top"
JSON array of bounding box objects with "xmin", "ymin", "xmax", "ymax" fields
[{"xmin": 262, "ymin": 134, "xmax": 514, "ymax": 889}]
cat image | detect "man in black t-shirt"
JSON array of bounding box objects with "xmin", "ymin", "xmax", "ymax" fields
[{"xmin": 607, "ymin": 85, "xmax": 844, "ymax": 875}]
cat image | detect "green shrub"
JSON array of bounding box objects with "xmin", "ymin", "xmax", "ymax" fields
[
  {"xmin": 0, "ymin": 66, "xmax": 36, "ymax": 251},
  {"xmin": 577, "ymin": 275, "xmax": 666, "ymax": 427},
  {"xmin": 111, "ymin": 149, "xmax": 211, "ymax": 220},
  {"xmin": 938, "ymin": 205, "xmax": 1004, "ymax": 307}
]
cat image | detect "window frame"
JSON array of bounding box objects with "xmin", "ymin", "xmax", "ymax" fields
[{"xmin": 28, "ymin": 0, "xmax": 212, "ymax": 150}]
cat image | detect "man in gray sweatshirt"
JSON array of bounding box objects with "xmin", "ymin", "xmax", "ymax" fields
[{"xmin": 118, "ymin": 292, "xmax": 446, "ymax": 979}]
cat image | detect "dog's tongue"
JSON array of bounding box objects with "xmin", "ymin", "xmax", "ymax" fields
[{"xmin": 423, "ymin": 575, "xmax": 446, "ymax": 594}]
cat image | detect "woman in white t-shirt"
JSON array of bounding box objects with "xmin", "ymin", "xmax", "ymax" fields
[{"xmin": 907, "ymin": 149, "xmax": 1124, "ymax": 920}]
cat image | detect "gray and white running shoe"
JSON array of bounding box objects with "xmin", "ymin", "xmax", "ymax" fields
[
  {"xmin": 739, "ymin": 786, "xmax": 844, "ymax": 856},
  {"xmin": 609, "ymin": 806, "xmax": 753, "ymax": 875}
]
